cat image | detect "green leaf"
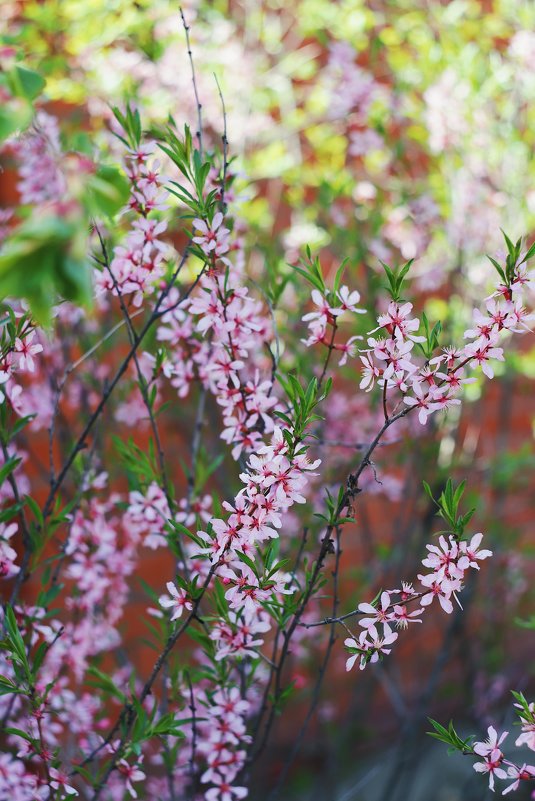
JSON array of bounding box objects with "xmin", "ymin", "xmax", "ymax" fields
[
  {"xmin": 24, "ymin": 495, "xmax": 44, "ymax": 528},
  {"xmin": 4, "ymin": 606, "xmax": 30, "ymax": 677},
  {"xmin": 0, "ymin": 214, "xmax": 92, "ymax": 325},
  {"xmin": 0, "ymin": 456, "xmax": 22, "ymax": 489},
  {"xmin": 151, "ymin": 713, "xmax": 186, "ymax": 737},
  {"xmin": 86, "ymin": 165, "xmax": 130, "ymax": 218},
  {"xmin": 31, "ymin": 641, "xmax": 49, "ymax": 677},
  {"xmin": 427, "ymin": 718, "xmax": 474, "ymax": 753},
  {"xmin": 332, "ymin": 258, "xmax": 349, "ymax": 294},
  {"xmin": 0, "ymin": 99, "xmax": 33, "ymax": 142},
  {"xmin": 9, "ymin": 415, "xmax": 36, "ymax": 440},
  {"xmin": 3, "ymin": 727, "xmax": 35, "ymax": 742},
  {"xmin": 291, "ymin": 264, "xmax": 324, "ymax": 292},
  {"xmin": 236, "ymin": 550, "xmax": 260, "ymax": 578},
  {"xmin": 487, "ymin": 255, "xmax": 506, "ymax": 283},
  {"xmin": 8, "ymin": 66, "xmax": 46, "ymax": 101},
  {"xmin": 0, "ymin": 675, "xmax": 24, "ymax": 695},
  {"xmin": 501, "ymin": 229, "xmax": 516, "ymax": 258},
  {"xmin": 520, "ymin": 241, "xmax": 535, "ymax": 265},
  {"xmin": 86, "ymin": 666, "xmax": 126, "ymax": 703}
]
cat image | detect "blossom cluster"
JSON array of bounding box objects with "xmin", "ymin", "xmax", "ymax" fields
[
  {"xmin": 156, "ymin": 427, "xmax": 321, "ymax": 801},
  {"xmin": 301, "ymin": 286, "xmax": 365, "ymax": 366},
  {"xmin": 472, "ymin": 721, "xmax": 535, "ymax": 794},
  {"xmin": 0, "ymin": 324, "xmax": 44, "ymax": 411},
  {"xmin": 158, "ymin": 254, "xmax": 275, "ymax": 460},
  {"xmin": 94, "ymin": 140, "xmax": 171, "ymax": 307},
  {"xmin": 0, "ymin": 483, "xmax": 154, "ymax": 800},
  {"xmin": 0, "ymin": 51, "xmax": 533, "ymax": 801},
  {"xmin": 0, "ymin": 522, "xmax": 19, "ymax": 579},
  {"xmin": 345, "ymin": 532, "xmax": 492, "ymax": 672},
  {"xmin": 359, "ymin": 264, "xmax": 534, "ymax": 424},
  {"xmin": 196, "ymin": 688, "xmax": 250, "ymax": 801},
  {"xmin": 10, "ymin": 111, "xmax": 66, "ymax": 205}
]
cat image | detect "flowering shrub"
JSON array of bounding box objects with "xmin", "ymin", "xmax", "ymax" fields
[{"xmin": 0, "ymin": 3, "xmax": 535, "ymax": 800}]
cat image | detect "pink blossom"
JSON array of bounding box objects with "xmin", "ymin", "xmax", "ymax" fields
[
  {"xmin": 158, "ymin": 581, "xmax": 193, "ymax": 621},
  {"xmin": 50, "ymin": 766, "xmax": 79, "ymax": 796},
  {"xmin": 473, "ymin": 747, "xmax": 508, "ymax": 792},
  {"xmin": 344, "ymin": 637, "xmax": 360, "ymax": 672},
  {"xmin": 336, "ymin": 335, "xmax": 362, "ymax": 366},
  {"xmin": 335, "ymin": 285, "xmax": 366, "ymax": 313},
  {"xmin": 403, "ymin": 379, "xmax": 441, "ymax": 425},
  {"xmin": 359, "ymin": 352, "xmax": 382, "ymax": 391},
  {"xmin": 474, "ymin": 726, "xmax": 509, "ymax": 757},
  {"xmin": 357, "ymin": 623, "xmax": 398, "ymax": 669},
  {"xmin": 176, "ymin": 494, "xmax": 213, "ymax": 528},
  {"xmin": 421, "ymin": 535, "xmax": 464, "ymax": 581},
  {"xmin": 462, "ymin": 335, "xmax": 505, "ymax": 379},
  {"xmin": 192, "ymin": 212, "xmax": 230, "ymax": 257},
  {"xmin": 14, "ymin": 331, "xmax": 43, "ymax": 372},
  {"xmin": 117, "ymin": 758, "xmax": 146, "ymax": 798},
  {"xmin": 515, "ymin": 703, "xmax": 535, "ymax": 750},
  {"xmin": 390, "ymin": 604, "xmax": 423, "ymax": 629},
  {"xmin": 502, "ymin": 764, "xmax": 535, "ymax": 795},
  {"xmin": 458, "ymin": 533, "xmax": 493, "ymax": 570},
  {"xmin": 374, "ymin": 301, "xmax": 424, "ymax": 342},
  {"xmin": 358, "ymin": 591, "xmax": 393, "ymax": 629},
  {"xmin": 0, "ymin": 523, "xmax": 19, "ymax": 579},
  {"xmin": 418, "ymin": 572, "xmax": 459, "ymax": 614},
  {"xmin": 204, "ymin": 773, "xmax": 248, "ymax": 801}
]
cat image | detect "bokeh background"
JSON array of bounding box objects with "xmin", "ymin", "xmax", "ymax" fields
[{"xmin": 1, "ymin": 1, "xmax": 535, "ymax": 799}]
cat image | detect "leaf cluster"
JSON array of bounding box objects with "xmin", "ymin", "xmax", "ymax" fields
[
  {"xmin": 427, "ymin": 718, "xmax": 475, "ymax": 754},
  {"xmin": 275, "ymin": 374, "xmax": 331, "ymax": 445},
  {"xmin": 0, "ymin": 63, "xmax": 45, "ymax": 142},
  {"xmin": 487, "ymin": 230, "xmax": 535, "ymax": 288},
  {"xmin": 422, "ymin": 478, "xmax": 475, "ymax": 539},
  {"xmin": 380, "ymin": 259, "xmax": 413, "ymax": 302}
]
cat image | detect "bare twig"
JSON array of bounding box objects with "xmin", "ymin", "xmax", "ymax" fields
[
  {"xmin": 180, "ymin": 7, "xmax": 203, "ymax": 158},
  {"xmin": 267, "ymin": 527, "xmax": 343, "ymax": 799},
  {"xmin": 213, "ymin": 73, "xmax": 229, "ymax": 212}
]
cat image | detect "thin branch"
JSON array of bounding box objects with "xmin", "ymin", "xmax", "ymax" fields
[
  {"xmin": 180, "ymin": 7, "xmax": 203, "ymax": 158},
  {"xmin": 213, "ymin": 72, "xmax": 229, "ymax": 212},
  {"xmin": 267, "ymin": 527, "xmax": 343, "ymax": 799},
  {"xmin": 186, "ymin": 670, "xmax": 198, "ymax": 801},
  {"xmin": 40, "ymin": 248, "xmax": 196, "ymax": 523},
  {"xmin": 317, "ymin": 322, "xmax": 337, "ymax": 390},
  {"xmin": 84, "ymin": 562, "xmax": 218, "ymax": 795}
]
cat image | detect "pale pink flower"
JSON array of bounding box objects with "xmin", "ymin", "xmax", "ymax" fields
[
  {"xmin": 462, "ymin": 335, "xmax": 505, "ymax": 379},
  {"xmin": 118, "ymin": 759, "xmax": 146, "ymax": 799},
  {"xmin": 158, "ymin": 581, "xmax": 193, "ymax": 621},
  {"xmin": 390, "ymin": 604, "xmax": 423, "ymax": 629},
  {"xmin": 357, "ymin": 624, "xmax": 398, "ymax": 669},
  {"xmin": 375, "ymin": 301, "xmax": 424, "ymax": 342},
  {"xmin": 344, "ymin": 637, "xmax": 360, "ymax": 672},
  {"xmin": 359, "ymin": 352, "xmax": 382, "ymax": 391},
  {"xmin": 358, "ymin": 591, "xmax": 393, "ymax": 629},
  {"xmin": 192, "ymin": 212, "xmax": 230, "ymax": 257},
  {"xmin": 205, "ymin": 774, "xmax": 248, "ymax": 801},
  {"xmin": 336, "ymin": 285, "xmax": 366, "ymax": 313},
  {"xmin": 502, "ymin": 763, "xmax": 535, "ymax": 795},
  {"xmin": 421, "ymin": 535, "xmax": 464, "ymax": 581},
  {"xmin": 473, "ymin": 747, "xmax": 508, "ymax": 792},
  {"xmin": 50, "ymin": 767, "xmax": 78, "ymax": 796},
  {"xmin": 403, "ymin": 379, "xmax": 440, "ymax": 425},
  {"xmin": 474, "ymin": 726, "xmax": 509, "ymax": 758},
  {"xmin": 418, "ymin": 573, "xmax": 457, "ymax": 614},
  {"xmin": 458, "ymin": 533, "xmax": 492, "ymax": 570},
  {"xmin": 515, "ymin": 703, "xmax": 535, "ymax": 751},
  {"xmin": 15, "ymin": 331, "xmax": 43, "ymax": 372},
  {"xmin": 336, "ymin": 335, "xmax": 362, "ymax": 366}
]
